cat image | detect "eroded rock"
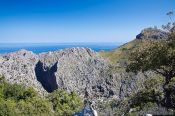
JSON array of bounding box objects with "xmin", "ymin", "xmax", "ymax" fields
[{"xmin": 0, "ymin": 48, "xmax": 118, "ymax": 100}]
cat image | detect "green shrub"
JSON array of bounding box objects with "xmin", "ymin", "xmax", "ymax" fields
[
  {"xmin": 0, "ymin": 98, "xmax": 18, "ymax": 116},
  {"xmin": 0, "ymin": 76, "xmax": 83, "ymax": 116},
  {"xmin": 144, "ymin": 77, "xmax": 164, "ymax": 89},
  {"xmin": 3, "ymin": 84, "xmax": 26, "ymax": 101},
  {"xmin": 23, "ymin": 87, "xmax": 37, "ymax": 99},
  {"xmin": 0, "ymin": 76, "xmax": 53, "ymax": 116},
  {"xmin": 130, "ymin": 89, "xmax": 158, "ymax": 109},
  {"xmin": 3, "ymin": 84, "xmax": 37, "ymax": 100},
  {"xmin": 47, "ymin": 89, "xmax": 83, "ymax": 116},
  {"xmin": 16, "ymin": 98, "xmax": 53, "ymax": 116}
]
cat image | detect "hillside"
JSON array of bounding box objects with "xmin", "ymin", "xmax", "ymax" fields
[
  {"xmin": 98, "ymin": 27, "xmax": 175, "ymax": 115},
  {"xmin": 99, "ymin": 27, "xmax": 170, "ymax": 68},
  {"xmin": 99, "ymin": 40, "xmax": 139, "ymax": 68},
  {"xmin": 0, "ymin": 27, "xmax": 175, "ymax": 115}
]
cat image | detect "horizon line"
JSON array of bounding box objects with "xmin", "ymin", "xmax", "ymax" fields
[{"xmin": 0, "ymin": 42, "xmax": 124, "ymax": 44}]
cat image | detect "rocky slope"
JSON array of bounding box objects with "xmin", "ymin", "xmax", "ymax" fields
[
  {"xmin": 136, "ymin": 27, "xmax": 168, "ymax": 40},
  {"xmin": 0, "ymin": 48, "xmax": 119, "ymax": 99},
  {"xmin": 0, "ymin": 47, "xmax": 155, "ymax": 103}
]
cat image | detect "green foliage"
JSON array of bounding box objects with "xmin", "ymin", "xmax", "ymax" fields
[
  {"xmin": 0, "ymin": 76, "xmax": 83, "ymax": 116},
  {"xmin": 144, "ymin": 77, "xmax": 164, "ymax": 89},
  {"xmin": 112, "ymin": 88, "xmax": 163, "ymax": 115},
  {"xmin": 126, "ymin": 32, "xmax": 175, "ymax": 76},
  {"xmin": 0, "ymin": 75, "xmax": 5, "ymax": 83},
  {"xmin": 126, "ymin": 31, "xmax": 175, "ymax": 108},
  {"xmin": 129, "ymin": 89, "xmax": 161, "ymax": 109},
  {"xmin": 0, "ymin": 98, "xmax": 18, "ymax": 116},
  {"xmin": 126, "ymin": 40, "xmax": 168, "ymax": 73},
  {"xmin": 165, "ymin": 81, "xmax": 175, "ymax": 107},
  {"xmin": 111, "ymin": 77, "xmax": 166, "ymax": 115},
  {"xmin": 2, "ymin": 81, "xmax": 37, "ymax": 101},
  {"xmin": 16, "ymin": 98, "xmax": 53, "ymax": 116},
  {"xmin": 47, "ymin": 89, "xmax": 83, "ymax": 116}
]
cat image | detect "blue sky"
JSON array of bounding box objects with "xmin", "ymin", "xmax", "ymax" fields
[{"xmin": 0, "ymin": 0, "xmax": 174, "ymax": 43}]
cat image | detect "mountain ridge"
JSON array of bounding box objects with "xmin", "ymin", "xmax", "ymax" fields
[{"xmin": 0, "ymin": 48, "xmax": 119, "ymax": 100}]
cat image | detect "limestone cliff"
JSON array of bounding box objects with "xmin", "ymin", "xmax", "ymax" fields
[{"xmin": 0, "ymin": 48, "xmax": 118, "ymax": 99}]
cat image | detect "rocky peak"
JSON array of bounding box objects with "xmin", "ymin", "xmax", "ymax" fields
[{"xmin": 136, "ymin": 28, "xmax": 168, "ymax": 40}]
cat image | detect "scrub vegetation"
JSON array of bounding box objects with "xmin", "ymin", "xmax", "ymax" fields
[{"xmin": 0, "ymin": 76, "xmax": 83, "ymax": 116}]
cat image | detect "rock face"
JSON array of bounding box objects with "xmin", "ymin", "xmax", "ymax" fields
[
  {"xmin": 0, "ymin": 49, "xmax": 46, "ymax": 95},
  {"xmin": 0, "ymin": 47, "xmax": 157, "ymax": 101},
  {"xmin": 136, "ymin": 28, "xmax": 168, "ymax": 40},
  {"xmin": 0, "ymin": 48, "xmax": 118, "ymax": 99}
]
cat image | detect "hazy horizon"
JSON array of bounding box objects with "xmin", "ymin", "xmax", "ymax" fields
[
  {"xmin": 0, "ymin": 42, "xmax": 122, "ymax": 54},
  {"xmin": 0, "ymin": 0, "xmax": 174, "ymax": 43},
  {"xmin": 0, "ymin": 42, "xmax": 123, "ymax": 44}
]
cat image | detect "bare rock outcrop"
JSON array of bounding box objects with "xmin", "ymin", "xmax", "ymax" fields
[
  {"xmin": 136, "ymin": 28, "xmax": 168, "ymax": 40},
  {"xmin": 0, "ymin": 47, "xmax": 156, "ymax": 102},
  {"xmin": 0, "ymin": 48, "xmax": 118, "ymax": 99}
]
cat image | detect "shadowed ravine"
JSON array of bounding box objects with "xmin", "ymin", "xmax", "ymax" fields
[{"xmin": 35, "ymin": 61, "xmax": 58, "ymax": 92}]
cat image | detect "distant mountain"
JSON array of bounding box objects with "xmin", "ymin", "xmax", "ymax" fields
[{"xmin": 136, "ymin": 27, "xmax": 168, "ymax": 40}]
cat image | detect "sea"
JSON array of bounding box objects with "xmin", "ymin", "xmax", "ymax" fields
[{"xmin": 0, "ymin": 43, "xmax": 122, "ymax": 54}]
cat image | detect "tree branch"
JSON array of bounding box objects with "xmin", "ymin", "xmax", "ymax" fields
[{"xmin": 154, "ymin": 69, "xmax": 166, "ymax": 77}]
